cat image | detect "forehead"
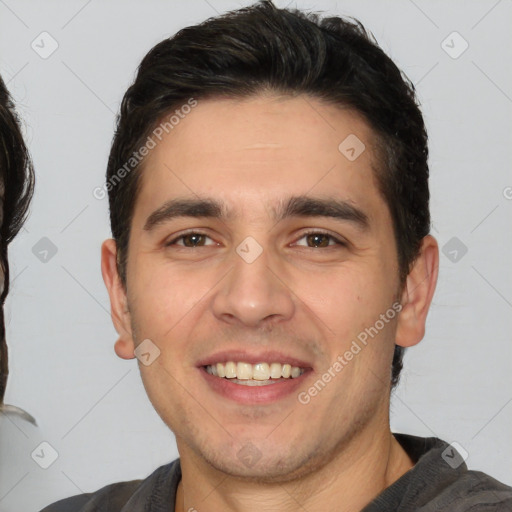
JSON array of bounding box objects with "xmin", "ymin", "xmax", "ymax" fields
[{"xmin": 134, "ymin": 93, "xmax": 387, "ymax": 223}]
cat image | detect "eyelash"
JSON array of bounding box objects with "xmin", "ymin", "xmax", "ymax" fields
[{"xmin": 165, "ymin": 229, "xmax": 346, "ymax": 249}]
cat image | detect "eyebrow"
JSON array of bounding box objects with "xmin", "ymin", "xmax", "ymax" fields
[{"xmin": 143, "ymin": 195, "xmax": 370, "ymax": 232}]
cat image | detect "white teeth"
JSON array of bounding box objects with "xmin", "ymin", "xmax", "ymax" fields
[
  {"xmin": 252, "ymin": 362, "xmax": 270, "ymax": 380},
  {"xmin": 290, "ymin": 366, "xmax": 301, "ymax": 378},
  {"xmin": 270, "ymin": 362, "xmax": 282, "ymax": 379},
  {"xmin": 237, "ymin": 362, "xmax": 253, "ymax": 380},
  {"xmin": 216, "ymin": 363, "xmax": 225, "ymax": 378},
  {"xmin": 205, "ymin": 361, "xmax": 305, "ymax": 381},
  {"xmin": 225, "ymin": 361, "xmax": 237, "ymax": 378}
]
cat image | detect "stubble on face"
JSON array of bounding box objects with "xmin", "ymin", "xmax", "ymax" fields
[{"xmin": 120, "ymin": 93, "xmax": 403, "ymax": 483}]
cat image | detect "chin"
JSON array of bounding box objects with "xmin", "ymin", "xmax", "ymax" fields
[{"xmin": 194, "ymin": 438, "xmax": 327, "ymax": 483}]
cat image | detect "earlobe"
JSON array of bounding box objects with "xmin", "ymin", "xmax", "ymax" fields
[
  {"xmin": 395, "ymin": 235, "xmax": 439, "ymax": 348},
  {"xmin": 114, "ymin": 337, "xmax": 135, "ymax": 360},
  {"xmin": 101, "ymin": 239, "xmax": 136, "ymax": 360}
]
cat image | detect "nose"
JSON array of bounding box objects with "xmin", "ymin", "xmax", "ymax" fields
[{"xmin": 210, "ymin": 240, "xmax": 296, "ymax": 328}]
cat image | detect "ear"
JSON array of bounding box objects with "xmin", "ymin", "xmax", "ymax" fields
[
  {"xmin": 395, "ymin": 235, "xmax": 439, "ymax": 348},
  {"xmin": 101, "ymin": 239, "xmax": 135, "ymax": 359}
]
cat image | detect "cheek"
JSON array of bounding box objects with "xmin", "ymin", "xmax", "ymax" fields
[
  {"xmin": 295, "ymin": 262, "xmax": 389, "ymax": 331},
  {"xmin": 293, "ymin": 261, "xmax": 398, "ymax": 384},
  {"xmin": 128, "ymin": 258, "xmax": 217, "ymax": 342}
]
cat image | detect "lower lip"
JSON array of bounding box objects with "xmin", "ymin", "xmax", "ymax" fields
[{"xmin": 199, "ymin": 366, "xmax": 311, "ymax": 404}]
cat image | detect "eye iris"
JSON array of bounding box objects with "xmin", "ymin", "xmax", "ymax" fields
[
  {"xmin": 178, "ymin": 233, "xmax": 334, "ymax": 247},
  {"xmin": 183, "ymin": 234, "xmax": 205, "ymax": 247},
  {"xmin": 307, "ymin": 233, "xmax": 329, "ymax": 248}
]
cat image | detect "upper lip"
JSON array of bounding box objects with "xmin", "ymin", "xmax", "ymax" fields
[{"xmin": 197, "ymin": 349, "xmax": 313, "ymax": 369}]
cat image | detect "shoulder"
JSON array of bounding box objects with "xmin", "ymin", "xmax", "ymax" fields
[
  {"xmin": 39, "ymin": 479, "xmax": 142, "ymax": 512},
  {"xmin": 39, "ymin": 459, "xmax": 181, "ymax": 512},
  {"xmin": 436, "ymin": 469, "xmax": 512, "ymax": 511},
  {"xmin": 385, "ymin": 434, "xmax": 512, "ymax": 511}
]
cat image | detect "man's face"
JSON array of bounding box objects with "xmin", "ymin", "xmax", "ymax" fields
[{"xmin": 108, "ymin": 94, "xmax": 405, "ymax": 480}]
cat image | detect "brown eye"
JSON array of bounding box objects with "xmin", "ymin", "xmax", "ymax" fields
[
  {"xmin": 294, "ymin": 231, "xmax": 345, "ymax": 248},
  {"xmin": 181, "ymin": 234, "xmax": 206, "ymax": 247},
  {"xmin": 166, "ymin": 232, "xmax": 215, "ymax": 247},
  {"xmin": 306, "ymin": 233, "xmax": 331, "ymax": 248}
]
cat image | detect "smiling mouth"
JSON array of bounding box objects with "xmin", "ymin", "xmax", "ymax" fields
[{"xmin": 204, "ymin": 361, "xmax": 306, "ymax": 386}]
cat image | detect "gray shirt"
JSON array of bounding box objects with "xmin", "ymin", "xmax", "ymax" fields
[{"xmin": 40, "ymin": 433, "xmax": 512, "ymax": 511}]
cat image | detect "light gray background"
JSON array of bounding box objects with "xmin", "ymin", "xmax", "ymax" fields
[{"xmin": 1, "ymin": 0, "xmax": 511, "ymax": 510}]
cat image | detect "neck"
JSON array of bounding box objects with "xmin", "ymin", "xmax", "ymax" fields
[{"xmin": 174, "ymin": 427, "xmax": 414, "ymax": 512}]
